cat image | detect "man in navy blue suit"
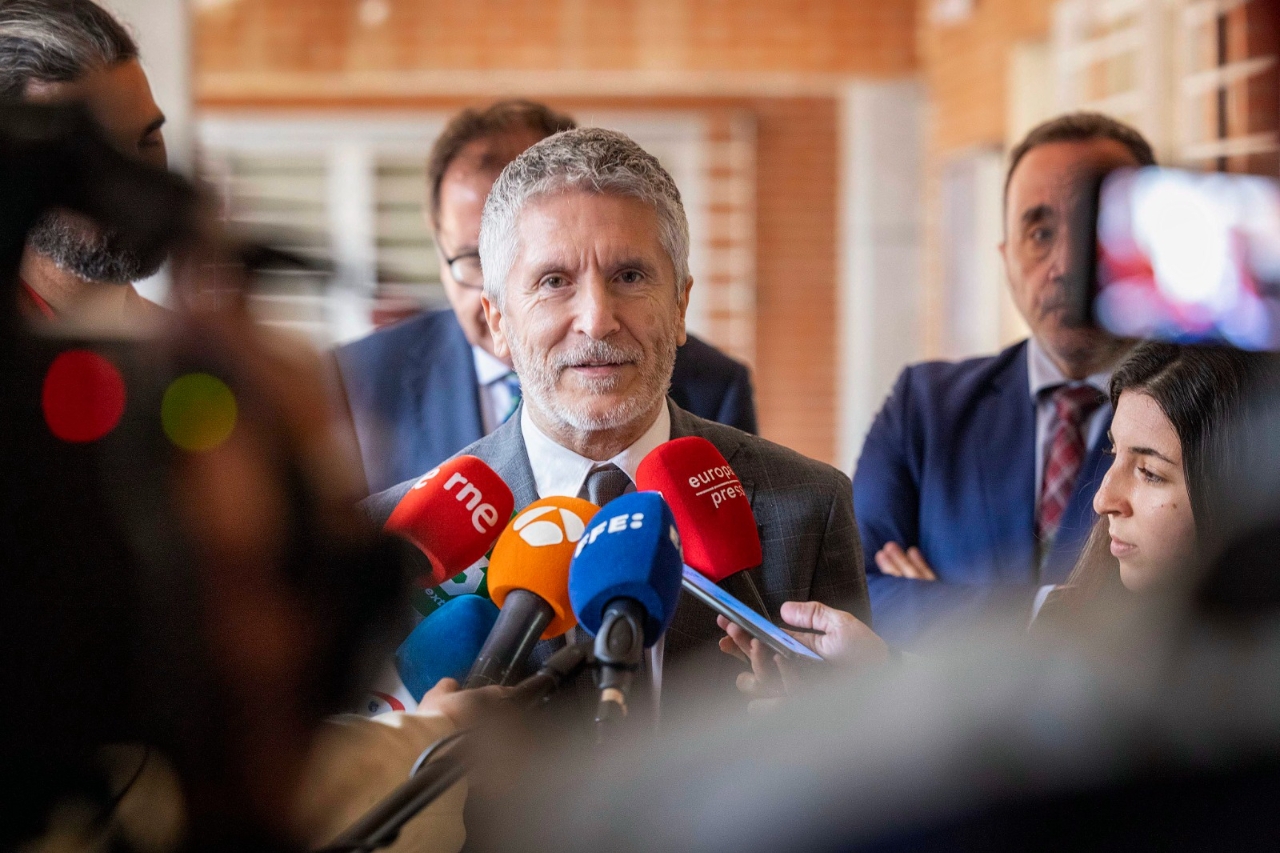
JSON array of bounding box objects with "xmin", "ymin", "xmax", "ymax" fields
[
  {"xmin": 335, "ymin": 100, "xmax": 757, "ymax": 494},
  {"xmin": 854, "ymin": 113, "xmax": 1156, "ymax": 648}
]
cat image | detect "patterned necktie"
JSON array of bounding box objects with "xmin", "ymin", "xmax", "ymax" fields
[
  {"xmin": 499, "ymin": 371, "xmax": 521, "ymax": 424},
  {"xmin": 1038, "ymin": 383, "xmax": 1106, "ymax": 543}
]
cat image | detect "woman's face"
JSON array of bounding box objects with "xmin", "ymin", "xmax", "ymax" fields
[{"xmin": 1093, "ymin": 390, "xmax": 1198, "ymax": 592}]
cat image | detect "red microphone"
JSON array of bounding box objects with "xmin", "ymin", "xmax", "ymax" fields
[
  {"xmin": 636, "ymin": 437, "xmax": 763, "ymax": 581},
  {"xmin": 384, "ymin": 455, "xmax": 515, "ymax": 588}
]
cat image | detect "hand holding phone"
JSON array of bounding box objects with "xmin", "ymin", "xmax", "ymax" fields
[{"xmin": 715, "ymin": 594, "xmax": 890, "ymax": 700}]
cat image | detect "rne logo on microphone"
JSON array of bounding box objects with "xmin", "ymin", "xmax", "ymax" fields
[
  {"xmin": 512, "ymin": 504, "xmax": 588, "ymax": 547},
  {"xmin": 687, "ymin": 465, "xmax": 746, "ymax": 509},
  {"xmin": 435, "ymin": 470, "xmax": 501, "ymax": 535},
  {"xmin": 411, "ymin": 466, "xmax": 442, "ymax": 489}
]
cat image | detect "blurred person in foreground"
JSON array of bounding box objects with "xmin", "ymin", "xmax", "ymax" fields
[
  {"xmin": 364, "ymin": 127, "xmax": 867, "ymax": 721},
  {"xmin": 853, "ymin": 113, "xmax": 1156, "ymax": 649},
  {"xmin": 1, "ymin": 0, "xmax": 169, "ymax": 327},
  {"xmin": 0, "ymin": 98, "xmax": 497, "ymax": 853},
  {"xmin": 722, "ymin": 342, "xmax": 1272, "ymax": 710},
  {"xmin": 336, "ymin": 100, "xmax": 758, "ymax": 496}
]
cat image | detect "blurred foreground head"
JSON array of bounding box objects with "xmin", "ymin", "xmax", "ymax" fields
[
  {"xmin": 1, "ymin": 0, "xmax": 169, "ymax": 312},
  {"xmin": 0, "ymin": 102, "xmax": 409, "ymax": 850}
]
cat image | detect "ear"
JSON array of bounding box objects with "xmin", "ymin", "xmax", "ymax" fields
[
  {"xmin": 481, "ymin": 293, "xmax": 512, "ymax": 362},
  {"xmin": 998, "ymin": 238, "xmax": 1013, "ymax": 285},
  {"xmin": 675, "ymin": 277, "xmax": 692, "ymax": 347}
]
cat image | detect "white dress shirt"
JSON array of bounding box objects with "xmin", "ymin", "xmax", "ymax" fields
[
  {"xmin": 520, "ymin": 402, "xmax": 672, "ymax": 719},
  {"xmin": 520, "ymin": 402, "xmax": 671, "ymax": 499},
  {"xmin": 473, "ymin": 345, "xmax": 519, "ymax": 435}
]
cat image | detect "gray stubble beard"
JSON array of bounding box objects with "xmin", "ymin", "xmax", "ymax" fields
[{"xmin": 508, "ymin": 324, "xmax": 679, "ymax": 435}]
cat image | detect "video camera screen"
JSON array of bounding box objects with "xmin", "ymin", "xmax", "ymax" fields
[{"xmin": 1091, "ymin": 167, "xmax": 1280, "ymax": 350}]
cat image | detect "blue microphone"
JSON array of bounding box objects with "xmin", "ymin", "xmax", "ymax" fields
[
  {"xmin": 569, "ymin": 492, "xmax": 683, "ymax": 735},
  {"xmin": 395, "ymin": 594, "xmax": 500, "ymax": 700}
]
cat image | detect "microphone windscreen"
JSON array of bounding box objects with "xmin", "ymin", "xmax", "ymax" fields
[
  {"xmin": 384, "ymin": 455, "xmax": 515, "ymax": 588},
  {"xmin": 487, "ymin": 496, "xmax": 600, "ymax": 639},
  {"xmin": 635, "ymin": 437, "xmax": 762, "ymax": 582},
  {"xmin": 395, "ymin": 594, "xmax": 499, "ymax": 699},
  {"xmin": 569, "ymin": 492, "xmax": 683, "ymax": 647}
]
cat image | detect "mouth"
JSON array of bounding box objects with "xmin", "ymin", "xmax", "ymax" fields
[
  {"xmin": 1109, "ymin": 534, "xmax": 1136, "ymax": 558},
  {"xmin": 566, "ymin": 360, "xmax": 634, "ymax": 378}
]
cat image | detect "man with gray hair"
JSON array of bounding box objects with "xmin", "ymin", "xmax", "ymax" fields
[
  {"xmin": 1, "ymin": 0, "xmax": 168, "ymax": 324},
  {"xmin": 365, "ymin": 127, "xmax": 869, "ymax": 720}
]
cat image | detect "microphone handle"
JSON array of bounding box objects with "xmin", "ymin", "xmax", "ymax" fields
[
  {"xmin": 593, "ymin": 598, "xmax": 647, "ymax": 742},
  {"xmin": 464, "ymin": 588, "xmax": 554, "ymax": 688},
  {"xmin": 508, "ymin": 641, "xmax": 594, "ymax": 706}
]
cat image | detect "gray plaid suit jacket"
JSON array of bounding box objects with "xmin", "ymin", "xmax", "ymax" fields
[{"xmin": 363, "ymin": 400, "xmax": 869, "ymax": 716}]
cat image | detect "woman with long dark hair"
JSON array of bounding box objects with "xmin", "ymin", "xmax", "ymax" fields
[{"xmin": 1039, "ymin": 341, "xmax": 1268, "ymax": 620}]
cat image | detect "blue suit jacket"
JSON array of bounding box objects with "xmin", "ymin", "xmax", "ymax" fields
[
  {"xmin": 852, "ymin": 340, "xmax": 1113, "ymax": 648},
  {"xmin": 335, "ymin": 309, "xmax": 758, "ymax": 494}
]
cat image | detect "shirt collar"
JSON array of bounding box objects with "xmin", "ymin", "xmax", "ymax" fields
[
  {"xmin": 520, "ymin": 402, "xmax": 672, "ymax": 499},
  {"xmin": 1026, "ymin": 336, "xmax": 1111, "ymax": 400},
  {"xmin": 472, "ymin": 344, "xmax": 513, "ymax": 385}
]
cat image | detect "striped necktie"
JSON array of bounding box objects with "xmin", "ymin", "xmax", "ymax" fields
[{"xmin": 499, "ymin": 371, "xmax": 521, "ymax": 424}]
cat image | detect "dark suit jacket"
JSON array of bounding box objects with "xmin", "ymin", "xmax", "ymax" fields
[
  {"xmin": 852, "ymin": 340, "xmax": 1112, "ymax": 649},
  {"xmin": 364, "ymin": 401, "xmax": 868, "ymax": 718},
  {"xmin": 335, "ymin": 310, "xmax": 758, "ymax": 494}
]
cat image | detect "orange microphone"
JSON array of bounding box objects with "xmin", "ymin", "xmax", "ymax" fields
[{"xmin": 465, "ymin": 496, "xmax": 600, "ymax": 687}]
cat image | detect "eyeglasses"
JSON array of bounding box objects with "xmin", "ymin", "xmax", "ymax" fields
[{"xmin": 440, "ymin": 248, "xmax": 484, "ymax": 291}]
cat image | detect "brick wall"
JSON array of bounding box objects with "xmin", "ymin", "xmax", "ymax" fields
[
  {"xmin": 196, "ymin": 0, "xmax": 915, "ymax": 78},
  {"xmin": 193, "ymin": 1, "xmax": 917, "ymax": 465},
  {"xmin": 915, "ymin": 0, "xmax": 1057, "ymax": 355}
]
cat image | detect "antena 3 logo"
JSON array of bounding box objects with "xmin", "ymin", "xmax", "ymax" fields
[
  {"xmin": 513, "ymin": 505, "xmax": 588, "ymax": 547},
  {"xmin": 415, "ymin": 466, "xmax": 501, "ymax": 535},
  {"xmin": 687, "ymin": 465, "xmax": 747, "ymax": 509}
]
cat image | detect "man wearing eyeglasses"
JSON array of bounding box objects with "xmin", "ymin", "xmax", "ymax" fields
[{"xmin": 335, "ymin": 100, "xmax": 758, "ymax": 494}]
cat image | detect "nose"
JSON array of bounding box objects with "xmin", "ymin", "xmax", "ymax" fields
[
  {"xmin": 1045, "ymin": 231, "xmax": 1069, "ymax": 284},
  {"xmin": 572, "ymin": 273, "xmax": 622, "ymax": 341},
  {"xmin": 1092, "ymin": 463, "xmax": 1129, "ymax": 518}
]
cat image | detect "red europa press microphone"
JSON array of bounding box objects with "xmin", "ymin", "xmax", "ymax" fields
[
  {"xmin": 383, "ymin": 455, "xmax": 515, "ymax": 588},
  {"xmin": 636, "ymin": 436, "xmax": 764, "ymax": 583}
]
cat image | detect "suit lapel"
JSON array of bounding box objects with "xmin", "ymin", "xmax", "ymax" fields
[
  {"xmin": 667, "ymin": 401, "xmax": 754, "ymax": 502},
  {"xmin": 974, "ymin": 344, "xmax": 1039, "ymax": 582},
  {"xmin": 469, "ymin": 403, "xmax": 539, "ymax": 511},
  {"xmin": 408, "ymin": 315, "xmax": 485, "ymax": 474}
]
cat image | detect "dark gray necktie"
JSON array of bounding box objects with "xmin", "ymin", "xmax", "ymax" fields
[{"xmin": 579, "ymin": 463, "xmax": 634, "ymax": 507}]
